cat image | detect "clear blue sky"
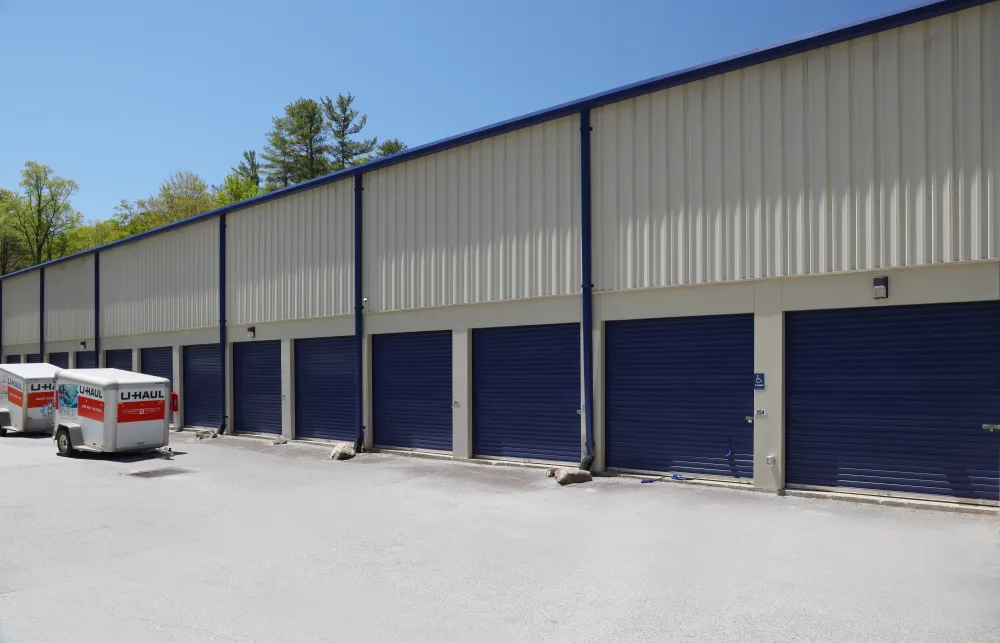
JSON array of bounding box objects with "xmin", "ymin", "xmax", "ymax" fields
[{"xmin": 0, "ymin": 0, "xmax": 919, "ymax": 221}]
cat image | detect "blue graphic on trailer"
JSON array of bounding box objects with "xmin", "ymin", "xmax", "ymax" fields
[
  {"xmin": 59, "ymin": 384, "xmax": 79, "ymax": 418},
  {"xmin": 754, "ymin": 373, "xmax": 766, "ymax": 390}
]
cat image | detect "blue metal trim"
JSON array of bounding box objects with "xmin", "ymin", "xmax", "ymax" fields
[
  {"xmin": 580, "ymin": 110, "xmax": 594, "ymax": 462},
  {"xmin": 0, "ymin": 0, "xmax": 983, "ymax": 285},
  {"xmin": 38, "ymin": 267, "xmax": 45, "ymax": 359},
  {"xmin": 93, "ymin": 252, "xmax": 100, "ymax": 359},
  {"xmin": 219, "ymin": 212, "xmax": 228, "ymax": 433},
  {"xmin": 354, "ymin": 173, "xmax": 365, "ymax": 450}
]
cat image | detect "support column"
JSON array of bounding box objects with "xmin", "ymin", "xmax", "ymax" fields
[
  {"xmin": 590, "ymin": 315, "xmax": 605, "ymax": 472},
  {"xmin": 131, "ymin": 348, "xmax": 139, "ymax": 372},
  {"xmin": 281, "ymin": 338, "xmax": 293, "ymax": 440},
  {"xmin": 452, "ymin": 328, "xmax": 472, "ymax": 459},
  {"xmin": 753, "ymin": 281, "xmax": 785, "ymax": 492},
  {"xmin": 362, "ymin": 333, "xmax": 373, "ymax": 451},
  {"xmin": 172, "ymin": 345, "xmax": 183, "ymax": 429}
]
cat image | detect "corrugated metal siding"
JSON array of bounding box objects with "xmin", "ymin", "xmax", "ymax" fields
[
  {"xmin": 101, "ymin": 218, "xmax": 219, "ymax": 337},
  {"xmin": 43, "ymin": 255, "xmax": 94, "ymax": 342},
  {"xmin": 364, "ymin": 116, "xmax": 581, "ymax": 312},
  {"xmin": 227, "ymin": 181, "xmax": 353, "ymax": 325},
  {"xmin": 786, "ymin": 301, "xmax": 1000, "ymax": 501},
  {"xmin": 593, "ymin": 3, "xmax": 999, "ymax": 291},
  {"xmin": 1, "ymin": 272, "xmax": 39, "ymax": 346},
  {"xmin": 605, "ymin": 315, "xmax": 754, "ymax": 479},
  {"xmin": 472, "ymin": 324, "xmax": 581, "ymax": 463}
]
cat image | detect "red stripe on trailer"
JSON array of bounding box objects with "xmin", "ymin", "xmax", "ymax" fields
[
  {"xmin": 27, "ymin": 392, "xmax": 54, "ymax": 409},
  {"xmin": 79, "ymin": 397, "xmax": 104, "ymax": 421},
  {"xmin": 118, "ymin": 400, "xmax": 165, "ymax": 423},
  {"xmin": 7, "ymin": 388, "xmax": 23, "ymax": 406}
]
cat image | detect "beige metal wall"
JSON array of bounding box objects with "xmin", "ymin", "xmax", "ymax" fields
[
  {"xmin": 44, "ymin": 255, "xmax": 94, "ymax": 342},
  {"xmin": 227, "ymin": 180, "xmax": 353, "ymax": 325},
  {"xmin": 100, "ymin": 218, "xmax": 220, "ymax": 337},
  {"xmin": 1, "ymin": 271, "xmax": 39, "ymax": 346},
  {"xmin": 363, "ymin": 115, "xmax": 581, "ymax": 312},
  {"xmin": 592, "ymin": 2, "xmax": 998, "ymax": 292}
]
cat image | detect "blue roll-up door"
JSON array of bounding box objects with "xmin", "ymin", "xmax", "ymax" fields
[
  {"xmin": 787, "ymin": 301, "xmax": 1000, "ymax": 501},
  {"xmin": 141, "ymin": 347, "xmax": 174, "ymax": 423},
  {"xmin": 373, "ymin": 331, "xmax": 452, "ymax": 451},
  {"xmin": 233, "ymin": 340, "xmax": 282, "ymax": 435},
  {"xmin": 105, "ymin": 349, "xmax": 132, "ymax": 371},
  {"xmin": 295, "ymin": 336, "xmax": 354, "ymax": 441},
  {"xmin": 26, "ymin": 354, "xmax": 42, "ymax": 363},
  {"xmin": 473, "ymin": 323, "xmax": 580, "ymax": 463},
  {"xmin": 75, "ymin": 351, "xmax": 97, "ymax": 369},
  {"xmin": 5, "ymin": 355, "xmax": 20, "ymax": 364},
  {"xmin": 605, "ymin": 314, "xmax": 754, "ymax": 479},
  {"xmin": 48, "ymin": 352, "xmax": 69, "ymax": 369},
  {"xmin": 183, "ymin": 344, "xmax": 221, "ymax": 429}
]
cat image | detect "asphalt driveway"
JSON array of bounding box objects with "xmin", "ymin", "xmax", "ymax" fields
[{"xmin": 1, "ymin": 432, "xmax": 997, "ymax": 643}]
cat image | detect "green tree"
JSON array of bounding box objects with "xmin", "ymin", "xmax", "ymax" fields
[
  {"xmin": 6, "ymin": 162, "xmax": 82, "ymax": 265},
  {"xmin": 376, "ymin": 138, "xmax": 407, "ymax": 158},
  {"xmin": 114, "ymin": 170, "xmax": 215, "ymax": 235},
  {"xmin": 0, "ymin": 188, "xmax": 27, "ymax": 274},
  {"xmin": 233, "ymin": 150, "xmax": 261, "ymax": 189},
  {"xmin": 322, "ymin": 92, "xmax": 377, "ymax": 170},
  {"xmin": 68, "ymin": 219, "xmax": 126, "ymax": 253},
  {"xmin": 215, "ymin": 171, "xmax": 260, "ymax": 207},
  {"xmin": 261, "ymin": 98, "xmax": 332, "ymax": 189}
]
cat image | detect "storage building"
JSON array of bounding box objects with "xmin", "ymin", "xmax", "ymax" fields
[{"xmin": 2, "ymin": 0, "xmax": 998, "ymax": 505}]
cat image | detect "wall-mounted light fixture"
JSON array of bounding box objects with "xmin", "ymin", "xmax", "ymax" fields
[
  {"xmin": 80, "ymin": 341, "xmax": 87, "ymax": 349},
  {"xmin": 873, "ymin": 276, "xmax": 889, "ymax": 300},
  {"xmin": 247, "ymin": 326, "xmax": 256, "ymax": 339}
]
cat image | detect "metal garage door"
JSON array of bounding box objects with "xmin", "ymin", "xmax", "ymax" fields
[
  {"xmin": 473, "ymin": 323, "xmax": 580, "ymax": 462},
  {"xmin": 233, "ymin": 340, "xmax": 282, "ymax": 435},
  {"xmin": 5, "ymin": 355, "xmax": 20, "ymax": 364},
  {"xmin": 605, "ymin": 315, "xmax": 754, "ymax": 479},
  {"xmin": 786, "ymin": 301, "xmax": 1000, "ymax": 501},
  {"xmin": 372, "ymin": 331, "xmax": 452, "ymax": 451},
  {"xmin": 105, "ymin": 349, "xmax": 132, "ymax": 371},
  {"xmin": 295, "ymin": 336, "xmax": 354, "ymax": 441},
  {"xmin": 141, "ymin": 347, "xmax": 174, "ymax": 423},
  {"xmin": 183, "ymin": 344, "xmax": 221, "ymax": 429},
  {"xmin": 48, "ymin": 352, "xmax": 69, "ymax": 368},
  {"xmin": 75, "ymin": 351, "xmax": 97, "ymax": 369},
  {"xmin": 26, "ymin": 354, "xmax": 41, "ymax": 363}
]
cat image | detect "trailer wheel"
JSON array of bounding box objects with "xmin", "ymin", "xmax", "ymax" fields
[
  {"xmin": 56, "ymin": 430, "xmax": 74, "ymax": 457},
  {"xmin": 0, "ymin": 428, "xmax": 7, "ymax": 437}
]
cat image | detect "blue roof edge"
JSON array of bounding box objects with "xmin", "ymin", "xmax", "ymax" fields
[{"xmin": 1, "ymin": 0, "xmax": 986, "ymax": 282}]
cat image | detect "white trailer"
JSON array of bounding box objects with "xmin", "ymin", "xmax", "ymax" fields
[
  {"xmin": 54, "ymin": 369, "xmax": 170, "ymax": 456},
  {"xmin": 0, "ymin": 363, "xmax": 60, "ymax": 436}
]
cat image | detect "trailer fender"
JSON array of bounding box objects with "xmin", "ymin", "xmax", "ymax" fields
[
  {"xmin": 0, "ymin": 408, "xmax": 10, "ymax": 430},
  {"xmin": 57, "ymin": 423, "xmax": 84, "ymax": 447}
]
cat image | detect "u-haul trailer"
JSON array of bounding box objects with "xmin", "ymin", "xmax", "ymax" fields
[
  {"xmin": 0, "ymin": 363, "xmax": 59, "ymax": 436},
  {"xmin": 54, "ymin": 369, "xmax": 170, "ymax": 457}
]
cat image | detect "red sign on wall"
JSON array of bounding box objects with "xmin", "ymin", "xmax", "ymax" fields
[
  {"xmin": 117, "ymin": 400, "xmax": 165, "ymax": 423},
  {"xmin": 79, "ymin": 397, "xmax": 104, "ymax": 422}
]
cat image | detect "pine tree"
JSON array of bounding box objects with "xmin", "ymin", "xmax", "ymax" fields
[
  {"xmin": 322, "ymin": 92, "xmax": 377, "ymax": 171},
  {"xmin": 261, "ymin": 98, "xmax": 332, "ymax": 189},
  {"xmin": 233, "ymin": 150, "xmax": 261, "ymax": 189}
]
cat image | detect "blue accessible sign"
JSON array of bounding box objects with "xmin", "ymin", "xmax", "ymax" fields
[{"xmin": 754, "ymin": 373, "xmax": 766, "ymax": 390}]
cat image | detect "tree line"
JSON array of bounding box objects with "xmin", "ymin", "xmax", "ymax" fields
[{"xmin": 0, "ymin": 92, "xmax": 404, "ymax": 275}]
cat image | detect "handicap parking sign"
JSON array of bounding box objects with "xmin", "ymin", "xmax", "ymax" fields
[{"xmin": 754, "ymin": 373, "xmax": 766, "ymax": 390}]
